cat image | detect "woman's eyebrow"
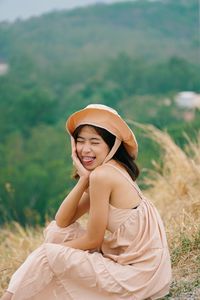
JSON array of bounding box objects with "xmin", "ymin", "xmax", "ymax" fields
[
  {"xmin": 90, "ymin": 137, "xmax": 101, "ymax": 141},
  {"xmin": 77, "ymin": 136, "xmax": 101, "ymax": 141}
]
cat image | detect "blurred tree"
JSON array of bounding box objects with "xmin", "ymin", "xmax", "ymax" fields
[{"xmin": 0, "ymin": 124, "xmax": 73, "ymax": 225}]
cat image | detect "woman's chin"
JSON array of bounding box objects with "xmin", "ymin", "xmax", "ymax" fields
[{"xmin": 82, "ymin": 160, "xmax": 96, "ymax": 170}]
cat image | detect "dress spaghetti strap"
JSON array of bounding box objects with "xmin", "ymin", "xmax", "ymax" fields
[{"xmin": 105, "ymin": 163, "xmax": 143, "ymax": 200}]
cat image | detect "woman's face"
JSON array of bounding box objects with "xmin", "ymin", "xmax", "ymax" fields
[{"xmin": 75, "ymin": 125, "xmax": 110, "ymax": 170}]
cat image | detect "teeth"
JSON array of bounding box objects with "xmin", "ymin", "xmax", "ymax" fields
[{"xmin": 82, "ymin": 157, "xmax": 95, "ymax": 162}]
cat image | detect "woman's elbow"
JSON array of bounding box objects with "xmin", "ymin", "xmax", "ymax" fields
[{"xmin": 55, "ymin": 214, "xmax": 69, "ymax": 228}]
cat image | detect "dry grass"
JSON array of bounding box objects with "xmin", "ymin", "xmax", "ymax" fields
[
  {"xmin": 0, "ymin": 223, "xmax": 43, "ymax": 293},
  {"xmin": 134, "ymin": 123, "xmax": 200, "ymax": 299},
  {"xmin": 0, "ymin": 125, "xmax": 200, "ymax": 298}
]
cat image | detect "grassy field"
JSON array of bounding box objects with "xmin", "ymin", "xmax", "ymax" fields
[
  {"xmin": 139, "ymin": 125, "xmax": 200, "ymax": 299},
  {"xmin": 0, "ymin": 126, "xmax": 199, "ymax": 299}
]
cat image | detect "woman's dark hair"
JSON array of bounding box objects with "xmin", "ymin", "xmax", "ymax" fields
[{"xmin": 72, "ymin": 124, "xmax": 140, "ymax": 181}]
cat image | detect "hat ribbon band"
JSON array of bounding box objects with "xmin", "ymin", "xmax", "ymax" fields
[{"xmin": 103, "ymin": 138, "xmax": 121, "ymax": 164}]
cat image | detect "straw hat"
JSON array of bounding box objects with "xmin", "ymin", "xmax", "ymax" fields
[{"xmin": 66, "ymin": 104, "xmax": 138, "ymax": 159}]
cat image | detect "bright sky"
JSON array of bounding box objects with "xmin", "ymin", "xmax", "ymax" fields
[{"xmin": 0, "ymin": 0, "xmax": 135, "ymax": 22}]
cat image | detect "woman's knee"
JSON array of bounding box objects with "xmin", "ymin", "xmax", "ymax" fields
[
  {"xmin": 43, "ymin": 220, "xmax": 66, "ymax": 243},
  {"xmin": 43, "ymin": 220, "xmax": 85, "ymax": 243}
]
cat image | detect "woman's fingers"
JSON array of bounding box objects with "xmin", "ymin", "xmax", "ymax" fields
[
  {"xmin": 70, "ymin": 136, "xmax": 82, "ymax": 167},
  {"xmin": 71, "ymin": 136, "xmax": 79, "ymax": 162},
  {"xmin": 71, "ymin": 136, "xmax": 76, "ymax": 154},
  {"xmin": 70, "ymin": 136, "xmax": 90, "ymax": 178}
]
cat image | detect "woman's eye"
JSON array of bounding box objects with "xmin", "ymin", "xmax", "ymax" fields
[{"xmin": 76, "ymin": 140, "xmax": 100, "ymax": 145}]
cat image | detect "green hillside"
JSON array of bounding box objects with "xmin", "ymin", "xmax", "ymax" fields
[
  {"xmin": 0, "ymin": 0, "xmax": 199, "ymax": 225},
  {"xmin": 0, "ymin": 0, "xmax": 198, "ymax": 65}
]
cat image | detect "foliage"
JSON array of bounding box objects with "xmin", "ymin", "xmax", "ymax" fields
[
  {"xmin": 0, "ymin": 124, "xmax": 73, "ymax": 225},
  {"xmin": 0, "ymin": 0, "xmax": 198, "ymax": 64},
  {"xmin": 139, "ymin": 124, "xmax": 200, "ymax": 299},
  {"xmin": 0, "ymin": 0, "xmax": 199, "ymax": 225}
]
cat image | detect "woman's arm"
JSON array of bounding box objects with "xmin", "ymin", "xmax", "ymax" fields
[
  {"xmin": 62, "ymin": 166, "xmax": 111, "ymax": 250},
  {"xmin": 55, "ymin": 179, "xmax": 89, "ymax": 227},
  {"xmin": 55, "ymin": 137, "xmax": 91, "ymax": 227}
]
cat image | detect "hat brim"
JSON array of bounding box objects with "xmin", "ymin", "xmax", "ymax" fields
[{"xmin": 66, "ymin": 107, "xmax": 138, "ymax": 159}]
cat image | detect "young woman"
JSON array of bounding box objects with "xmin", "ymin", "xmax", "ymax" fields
[{"xmin": 1, "ymin": 104, "xmax": 171, "ymax": 300}]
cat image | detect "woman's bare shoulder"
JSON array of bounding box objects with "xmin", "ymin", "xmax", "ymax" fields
[
  {"xmin": 89, "ymin": 165, "xmax": 113, "ymax": 195},
  {"xmin": 90, "ymin": 164, "xmax": 117, "ymax": 184},
  {"xmin": 90, "ymin": 164, "xmax": 109, "ymax": 180}
]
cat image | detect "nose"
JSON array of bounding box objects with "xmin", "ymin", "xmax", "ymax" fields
[{"xmin": 82, "ymin": 142, "xmax": 92, "ymax": 153}]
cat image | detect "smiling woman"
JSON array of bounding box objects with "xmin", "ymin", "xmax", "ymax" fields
[
  {"xmin": 75, "ymin": 125, "xmax": 110, "ymax": 169},
  {"xmin": 1, "ymin": 104, "xmax": 171, "ymax": 300}
]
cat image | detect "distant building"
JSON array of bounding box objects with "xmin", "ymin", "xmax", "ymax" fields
[
  {"xmin": 175, "ymin": 91, "xmax": 200, "ymax": 109},
  {"xmin": 0, "ymin": 62, "xmax": 9, "ymax": 75}
]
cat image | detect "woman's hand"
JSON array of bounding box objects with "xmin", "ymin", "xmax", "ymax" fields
[{"xmin": 71, "ymin": 137, "xmax": 91, "ymax": 180}]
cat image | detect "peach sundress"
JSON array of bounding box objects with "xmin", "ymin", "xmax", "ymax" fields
[{"xmin": 7, "ymin": 164, "xmax": 171, "ymax": 300}]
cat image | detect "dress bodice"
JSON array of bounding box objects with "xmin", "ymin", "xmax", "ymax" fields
[{"xmin": 101, "ymin": 164, "xmax": 170, "ymax": 266}]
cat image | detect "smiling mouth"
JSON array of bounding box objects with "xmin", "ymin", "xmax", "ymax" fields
[{"xmin": 81, "ymin": 156, "xmax": 95, "ymax": 164}]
